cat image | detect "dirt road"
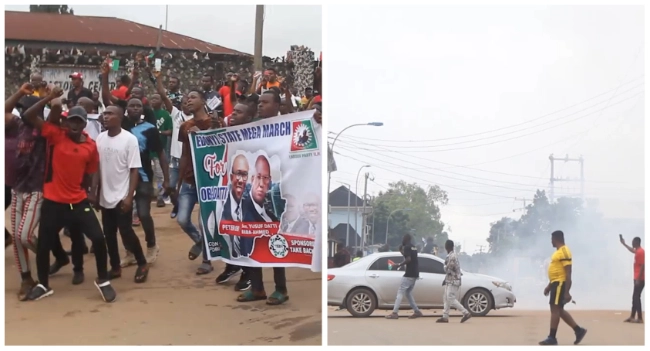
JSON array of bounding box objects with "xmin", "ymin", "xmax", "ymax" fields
[
  {"xmin": 328, "ymin": 308, "xmax": 645, "ymax": 345},
  {"xmin": 4, "ymin": 206, "xmax": 322, "ymax": 345}
]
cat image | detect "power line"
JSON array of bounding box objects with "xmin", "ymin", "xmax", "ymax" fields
[
  {"xmin": 330, "ymin": 89, "xmax": 644, "ymax": 153},
  {"xmin": 330, "ymin": 75, "xmax": 644, "ymax": 143}
]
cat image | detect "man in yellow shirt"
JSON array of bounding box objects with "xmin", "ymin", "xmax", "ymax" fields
[{"xmin": 539, "ymin": 230, "xmax": 588, "ymax": 345}]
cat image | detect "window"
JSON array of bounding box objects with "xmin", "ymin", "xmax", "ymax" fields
[
  {"xmin": 368, "ymin": 256, "xmax": 404, "ymax": 271},
  {"xmin": 419, "ymin": 257, "xmax": 445, "ymax": 274}
]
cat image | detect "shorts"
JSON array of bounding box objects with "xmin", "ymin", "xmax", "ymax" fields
[{"xmin": 549, "ymin": 281, "xmax": 567, "ymax": 307}]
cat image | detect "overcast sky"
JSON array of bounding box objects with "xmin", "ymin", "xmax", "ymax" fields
[
  {"xmin": 4, "ymin": 5, "xmax": 321, "ymax": 58},
  {"xmin": 328, "ymin": 5, "xmax": 644, "ymax": 252}
]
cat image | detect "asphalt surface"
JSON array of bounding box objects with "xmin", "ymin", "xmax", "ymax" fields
[
  {"xmin": 328, "ymin": 307, "xmax": 645, "ymax": 345},
  {"xmin": 5, "ymin": 206, "xmax": 322, "ymax": 345}
]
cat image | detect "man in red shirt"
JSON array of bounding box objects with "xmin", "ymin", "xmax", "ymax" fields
[
  {"xmin": 21, "ymin": 86, "xmax": 116, "ymax": 303},
  {"xmin": 620, "ymin": 235, "xmax": 645, "ymax": 323}
]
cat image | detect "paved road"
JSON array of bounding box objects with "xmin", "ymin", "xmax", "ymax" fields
[
  {"xmin": 328, "ymin": 308, "xmax": 645, "ymax": 345},
  {"xmin": 5, "ymin": 206, "xmax": 321, "ymax": 345}
]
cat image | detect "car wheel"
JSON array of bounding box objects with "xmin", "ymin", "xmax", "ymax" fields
[
  {"xmin": 463, "ymin": 288, "xmax": 493, "ymax": 317},
  {"xmin": 345, "ymin": 287, "xmax": 377, "ymax": 317}
]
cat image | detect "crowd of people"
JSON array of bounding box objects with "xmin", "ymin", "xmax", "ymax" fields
[{"xmin": 4, "ymin": 56, "xmax": 322, "ymax": 304}]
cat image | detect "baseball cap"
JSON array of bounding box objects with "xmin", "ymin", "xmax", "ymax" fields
[
  {"xmin": 312, "ymin": 95, "xmax": 322, "ymax": 104},
  {"xmin": 69, "ymin": 72, "xmax": 83, "ymax": 79},
  {"xmin": 66, "ymin": 106, "xmax": 87, "ymax": 121}
]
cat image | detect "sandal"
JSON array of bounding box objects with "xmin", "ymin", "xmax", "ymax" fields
[
  {"xmin": 195, "ymin": 262, "xmax": 213, "ymax": 275},
  {"xmin": 237, "ymin": 290, "xmax": 267, "ymax": 302},
  {"xmin": 266, "ymin": 290, "xmax": 289, "ymax": 305},
  {"xmin": 134, "ymin": 265, "xmax": 149, "ymax": 283},
  {"xmin": 188, "ymin": 243, "xmax": 202, "ymax": 261}
]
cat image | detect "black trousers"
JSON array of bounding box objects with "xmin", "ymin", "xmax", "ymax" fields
[
  {"xmin": 250, "ymin": 267, "xmax": 287, "ymax": 294},
  {"xmin": 632, "ymin": 280, "xmax": 645, "ymax": 319},
  {"xmin": 134, "ymin": 181, "xmax": 156, "ymax": 248},
  {"xmin": 5, "ymin": 184, "xmax": 11, "ymax": 243},
  {"xmin": 102, "ymin": 205, "xmax": 147, "ymax": 270},
  {"xmin": 37, "ymin": 198, "xmax": 108, "ymax": 288}
]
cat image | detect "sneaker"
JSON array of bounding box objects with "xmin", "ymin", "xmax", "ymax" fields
[
  {"xmin": 108, "ymin": 268, "xmax": 122, "ymax": 280},
  {"xmin": 27, "ymin": 284, "xmax": 53, "ymax": 301},
  {"xmin": 132, "ymin": 217, "xmax": 141, "ymax": 227},
  {"xmin": 146, "ymin": 245, "xmax": 160, "ymax": 264},
  {"xmin": 164, "ymin": 196, "xmax": 171, "ymax": 205},
  {"xmin": 409, "ymin": 311, "xmax": 424, "ymax": 319},
  {"xmin": 436, "ymin": 317, "xmax": 449, "ymax": 323},
  {"xmin": 18, "ymin": 277, "xmax": 37, "ymax": 301},
  {"xmin": 170, "ymin": 204, "xmax": 178, "ymax": 219},
  {"xmin": 94, "ymin": 280, "xmax": 117, "ymax": 303},
  {"xmin": 539, "ymin": 337, "xmax": 558, "ymax": 345},
  {"xmin": 574, "ymin": 328, "xmax": 587, "ymax": 345},
  {"xmin": 72, "ymin": 271, "xmax": 85, "ymax": 285},
  {"xmin": 156, "ymin": 199, "xmax": 165, "ymax": 208},
  {"xmin": 216, "ymin": 267, "xmax": 241, "ymax": 284},
  {"xmin": 49, "ymin": 258, "xmax": 70, "ymax": 275},
  {"xmin": 460, "ymin": 313, "xmax": 472, "ymax": 323},
  {"xmin": 120, "ymin": 251, "xmax": 137, "ymax": 268},
  {"xmin": 235, "ymin": 279, "xmax": 251, "ymax": 291},
  {"xmin": 385, "ymin": 313, "xmax": 399, "ymax": 319}
]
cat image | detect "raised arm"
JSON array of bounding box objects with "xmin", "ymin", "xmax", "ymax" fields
[
  {"xmin": 100, "ymin": 60, "xmax": 116, "ymax": 107},
  {"xmin": 5, "ymin": 83, "xmax": 33, "ymax": 125},
  {"xmin": 153, "ymin": 71, "xmax": 173, "ymax": 113},
  {"xmin": 22, "ymin": 86, "xmax": 63, "ymax": 130}
]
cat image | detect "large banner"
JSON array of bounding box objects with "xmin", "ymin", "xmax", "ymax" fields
[{"xmin": 189, "ymin": 110, "xmax": 322, "ymax": 272}]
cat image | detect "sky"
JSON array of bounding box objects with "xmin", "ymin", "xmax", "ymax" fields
[
  {"xmin": 327, "ymin": 5, "xmax": 645, "ymax": 253},
  {"xmin": 4, "ymin": 5, "xmax": 322, "ymax": 58}
]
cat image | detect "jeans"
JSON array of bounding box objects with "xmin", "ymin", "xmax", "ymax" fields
[
  {"xmin": 153, "ymin": 158, "xmax": 165, "ymax": 201},
  {"xmin": 37, "ymin": 199, "xmax": 108, "ymax": 288},
  {"xmin": 169, "ymin": 157, "xmax": 180, "ymax": 190},
  {"xmin": 442, "ymin": 284, "xmax": 469, "ymax": 318},
  {"xmin": 134, "ymin": 181, "xmax": 156, "ymax": 248},
  {"xmin": 102, "ymin": 205, "xmax": 147, "ymax": 270},
  {"xmin": 631, "ymin": 280, "xmax": 645, "ymax": 319},
  {"xmin": 392, "ymin": 277, "xmax": 420, "ymax": 313},
  {"xmin": 177, "ymin": 182, "xmax": 207, "ymax": 260}
]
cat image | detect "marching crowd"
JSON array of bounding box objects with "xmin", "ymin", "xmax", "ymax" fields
[{"xmin": 4, "ymin": 57, "xmax": 322, "ymax": 305}]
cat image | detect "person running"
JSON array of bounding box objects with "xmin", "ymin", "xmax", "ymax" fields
[
  {"xmin": 386, "ymin": 233, "xmax": 422, "ymax": 319},
  {"xmin": 21, "ymin": 87, "xmax": 116, "ymax": 302},
  {"xmin": 436, "ymin": 240, "xmax": 471, "ymax": 323},
  {"xmin": 96, "ymin": 104, "xmax": 150, "ymax": 283},
  {"xmin": 539, "ymin": 230, "xmax": 587, "ymax": 345},
  {"xmin": 620, "ymin": 235, "xmax": 645, "ymax": 323}
]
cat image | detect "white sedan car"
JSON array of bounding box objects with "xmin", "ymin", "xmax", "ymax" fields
[{"xmin": 328, "ymin": 252, "xmax": 516, "ymax": 317}]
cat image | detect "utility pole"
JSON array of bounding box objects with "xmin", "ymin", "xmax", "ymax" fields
[
  {"xmin": 477, "ymin": 245, "xmax": 486, "ymax": 254},
  {"xmin": 165, "ymin": 5, "xmax": 168, "ymax": 31},
  {"xmin": 370, "ymin": 196, "xmax": 376, "ymax": 246},
  {"xmin": 253, "ymin": 5, "xmax": 265, "ymax": 71},
  {"xmin": 360, "ymin": 173, "xmax": 371, "ymax": 255},
  {"xmin": 512, "ymin": 197, "xmax": 533, "ymax": 213},
  {"xmin": 549, "ymin": 154, "xmax": 585, "ymax": 203}
]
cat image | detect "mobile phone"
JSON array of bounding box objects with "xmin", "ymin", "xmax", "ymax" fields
[{"xmin": 154, "ymin": 58, "xmax": 162, "ymax": 72}]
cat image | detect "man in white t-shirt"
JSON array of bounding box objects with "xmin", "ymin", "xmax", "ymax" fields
[{"xmin": 96, "ymin": 105, "xmax": 150, "ymax": 283}]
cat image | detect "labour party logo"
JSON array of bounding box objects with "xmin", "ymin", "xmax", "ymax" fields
[
  {"xmin": 290, "ymin": 120, "xmax": 318, "ymax": 152},
  {"xmin": 269, "ymin": 234, "xmax": 289, "ymax": 259}
]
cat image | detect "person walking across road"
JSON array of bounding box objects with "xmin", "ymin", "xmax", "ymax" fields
[
  {"xmin": 436, "ymin": 240, "xmax": 471, "ymax": 324},
  {"xmin": 385, "ymin": 233, "xmax": 422, "ymax": 319}
]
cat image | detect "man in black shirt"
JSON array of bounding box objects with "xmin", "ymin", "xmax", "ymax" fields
[
  {"xmin": 67, "ymin": 72, "xmax": 94, "ymax": 105},
  {"xmin": 386, "ymin": 233, "xmax": 423, "ymax": 319}
]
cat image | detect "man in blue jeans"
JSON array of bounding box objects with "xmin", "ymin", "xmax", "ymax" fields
[{"xmin": 386, "ymin": 233, "xmax": 423, "ymax": 319}]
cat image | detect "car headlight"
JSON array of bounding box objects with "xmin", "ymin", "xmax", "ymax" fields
[{"xmin": 492, "ymin": 281, "xmax": 512, "ymax": 291}]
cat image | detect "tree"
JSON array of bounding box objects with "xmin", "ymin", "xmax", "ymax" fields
[
  {"xmin": 487, "ymin": 217, "xmax": 518, "ymax": 256},
  {"xmin": 29, "ymin": 5, "xmax": 74, "ymax": 14},
  {"xmin": 367, "ymin": 181, "xmax": 448, "ymax": 248}
]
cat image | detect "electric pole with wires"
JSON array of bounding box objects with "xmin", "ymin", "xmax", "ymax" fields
[{"xmin": 549, "ymin": 154, "xmax": 584, "ymax": 202}]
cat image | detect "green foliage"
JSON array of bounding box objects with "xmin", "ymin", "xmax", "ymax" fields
[
  {"xmin": 29, "ymin": 5, "xmax": 74, "ymax": 14},
  {"xmin": 487, "ymin": 189, "xmax": 593, "ymax": 259},
  {"xmin": 367, "ymin": 180, "xmax": 448, "ymax": 248}
]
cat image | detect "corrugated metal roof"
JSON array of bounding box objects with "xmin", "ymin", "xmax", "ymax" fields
[{"xmin": 4, "ymin": 11, "xmax": 248, "ymax": 56}]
